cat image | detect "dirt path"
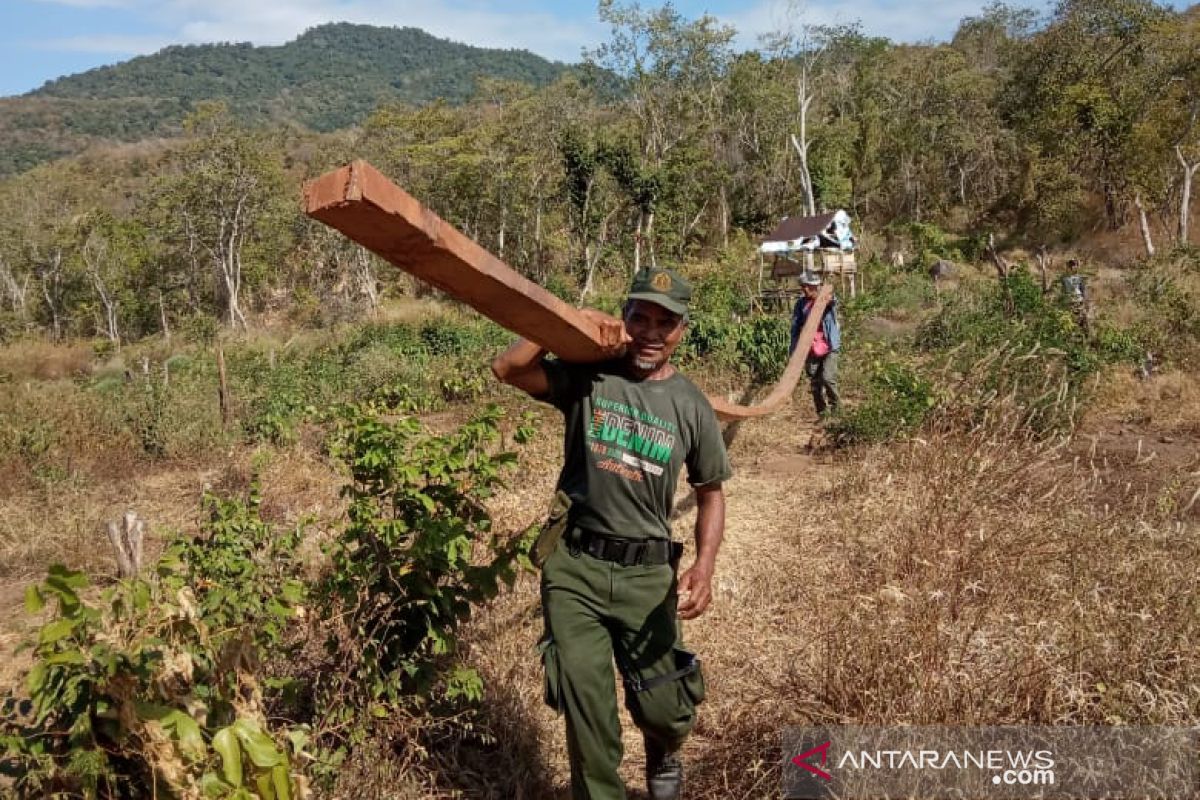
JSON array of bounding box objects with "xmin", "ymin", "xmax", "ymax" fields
[
  {"xmin": 0, "ymin": 398, "xmax": 839, "ymax": 798},
  {"xmin": 453, "ymin": 402, "xmax": 840, "ymax": 799}
]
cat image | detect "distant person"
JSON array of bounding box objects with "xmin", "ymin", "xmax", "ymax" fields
[
  {"xmin": 789, "ymin": 271, "xmax": 841, "ymax": 417},
  {"xmin": 491, "ymin": 267, "xmax": 731, "ymax": 800}
]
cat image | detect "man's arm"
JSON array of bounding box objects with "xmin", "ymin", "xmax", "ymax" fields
[
  {"xmin": 490, "ymin": 309, "xmax": 630, "ymax": 399},
  {"xmin": 490, "ymin": 338, "xmax": 551, "ymax": 398},
  {"xmin": 677, "ymin": 482, "xmax": 725, "ymax": 620}
]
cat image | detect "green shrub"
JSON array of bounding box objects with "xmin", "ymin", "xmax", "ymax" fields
[
  {"xmin": 418, "ymin": 317, "xmax": 506, "ymax": 359},
  {"xmin": 841, "ymin": 260, "xmax": 935, "ymax": 329},
  {"xmin": 318, "ymin": 401, "xmax": 532, "ymax": 717},
  {"xmin": 179, "ymin": 312, "xmax": 220, "ymax": 346},
  {"xmin": 677, "ymin": 311, "xmax": 739, "ymax": 373},
  {"xmin": 1128, "ymin": 253, "xmax": 1200, "ymax": 365},
  {"xmin": 898, "ymin": 221, "xmax": 965, "ymax": 271},
  {"xmin": 735, "ymin": 315, "xmax": 790, "ymax": 384},
  {"xmin": 830, "ymin": 355, "xmax": 935, "ymax": 443},
  {"xmin": 692, "ymin": 268, "xmax": 753, "ymax": 317},
  {"xmin": 912, "ymin": 268, "xmax": 1151, "ymax": 434},
  {"xmin": 1, "ymin": 487, "xmax": 308, "ymax": 798}
]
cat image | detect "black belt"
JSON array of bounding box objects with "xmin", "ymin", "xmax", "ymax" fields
[{"xmin": 565, "ymin": 527, "xmax": 682, "ymax": 567}]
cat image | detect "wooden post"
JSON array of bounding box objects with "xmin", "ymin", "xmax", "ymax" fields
[{"xmin": 217, "ymin": 346, "xmax": 231, "ymax": 428}]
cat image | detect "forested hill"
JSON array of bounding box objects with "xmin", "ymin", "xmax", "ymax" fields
[{"xmin": 0, "ymin": 23, "xmax": 570, "ymax": 175}]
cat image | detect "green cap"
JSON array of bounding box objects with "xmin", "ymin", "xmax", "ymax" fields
[{"xmin": 626, "ymin": 267, "xmax": 692, "ymax": 316}]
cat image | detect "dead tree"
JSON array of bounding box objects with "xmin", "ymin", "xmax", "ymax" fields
[
  {"xmin": 1177, "ymin": 146, "xmax": 1199, "ymax": 245},
  {"xmin": 1034, "ymin": 246, "xmax": 1051, "ymax": 294},
  {"xmin": 106, "ymin": 511, "xmax": 145, "ymax": 579},
  {"xmin": 0, "ymin": 255, "xmax": 29, "ymax": 316},
  {"xmin": 1134, "ymin": 193, "xmax": 1156, "ymax": 257},
  {"xmin": 985, "ymin": 233, "xmax": 1010, "ymax": 279}
]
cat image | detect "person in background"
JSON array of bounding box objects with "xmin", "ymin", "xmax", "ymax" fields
[{"xmin": 789, "ymin": 270, "xmax": 840, "ymax": 417}]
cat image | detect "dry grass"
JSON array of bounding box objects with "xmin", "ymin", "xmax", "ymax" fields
[
  {"xmin": 0, "ymin": 339, "xmax": 95, "ymax": 381},
  {"xmin": 424, "ymin": 389, "xmax": 1199, "ymax": 799},
  {"xmin": 1, "ymin": 351, "xmax": 1196, "ymax": 799},
  {"xmin": 1084, "ymin": 368, "xmax": 1200, "ymax": 435}
]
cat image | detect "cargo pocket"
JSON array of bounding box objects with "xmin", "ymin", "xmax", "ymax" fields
[{"xmin": 537, "ymin": 635, "xmax": 563, "ymax": 713}]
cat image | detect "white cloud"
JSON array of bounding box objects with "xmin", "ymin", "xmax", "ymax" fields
[
  {"xmin": 36, "ymin": 33, "xmax": 173, "ymax": 54},
  {"xmin": 28, "ymin": 0, "xmax": 999, "ymax": 65},
  {"xmin": 124, "ymin": 0, "xmax": 602, "ymax": 62},
  {"xmin": 720, "ymin": 0, "xmax": 992, "ymax": 48}
]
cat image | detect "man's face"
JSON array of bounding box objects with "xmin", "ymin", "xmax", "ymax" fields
[
  {"xmin": 802, "ymin": 283, "xmax": 819, "ymax": 299},
  {"xmin": 623, "ymin": 299, "xmax": 686, "ymax": 374}
]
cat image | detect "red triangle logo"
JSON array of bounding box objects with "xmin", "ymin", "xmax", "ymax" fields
[{"xmin": 791, "ymin": 740, "xmax": 833, "ymax": 781}]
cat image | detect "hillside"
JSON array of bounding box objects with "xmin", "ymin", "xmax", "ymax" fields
[{"xmin": 0, "ymin": 23, "xmax": 570, "ymax": 175}]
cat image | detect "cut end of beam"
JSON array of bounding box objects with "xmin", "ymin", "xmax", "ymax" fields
[{"xmin": 303, "ymin": 160, "xmax": 365, "ymax": 214}]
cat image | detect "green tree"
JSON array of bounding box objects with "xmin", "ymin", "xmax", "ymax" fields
[
  {"xmin": 588, "ymin": 0, "xmax": 736, "ymax": 269},
  {"xmin": 152, "ymin": 102, "xmax": 290, "ymax": 329}
]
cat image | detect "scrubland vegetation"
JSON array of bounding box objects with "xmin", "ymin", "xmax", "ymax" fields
[{"xmin": 2, "ymin": 0, "xmax": 1200, "ymax": 796}]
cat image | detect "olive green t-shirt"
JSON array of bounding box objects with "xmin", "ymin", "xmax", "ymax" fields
[{"xmin": 540, "ymin": 359, "xmax": 732, "ymax": 540}]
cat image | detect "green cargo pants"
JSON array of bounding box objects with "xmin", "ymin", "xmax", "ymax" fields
[
  {"xmin": 539, "ymin": 534, "xmax": 702, "ymax": 800},
  {"xmin": 805, "ymin": 351, "xmax": 840, "ymax": 415}
]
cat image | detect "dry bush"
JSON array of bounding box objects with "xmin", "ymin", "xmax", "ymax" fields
[
  {"xmin": 685, "ymin": 400, "xmax": 1199, "ymax": 797},
  {"xmin": 1084, "ymin": 367, "xmax": 1200, "ymax": 435},
  {"xmin": 0, "ymin": 339, "xmax": 94, "ymax": 381}
]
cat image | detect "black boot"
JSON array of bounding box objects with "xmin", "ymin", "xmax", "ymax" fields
[{"xmin": 645, "ymin": 737, "xmax": 683, "ymax": 800}]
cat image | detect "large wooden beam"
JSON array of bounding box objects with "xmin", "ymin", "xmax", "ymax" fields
[
  {"xmin": 303, "ymin": 161, "xmax": 830, "ymax": 422},
  {"xmin": 707, "ymin": 284, "xmax": 830, "ymax": 420},
  {"xmin": 304, "ymin": 160, "xmax": 605, "ymax": 362}
]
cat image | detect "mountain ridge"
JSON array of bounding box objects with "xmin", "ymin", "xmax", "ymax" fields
[{"xmin": 0, "ymin": 22, "xmax": 573, "ymax": 176}]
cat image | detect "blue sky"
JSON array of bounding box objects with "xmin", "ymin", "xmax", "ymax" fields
[{"xmin": 0, "ymin": 0, "xmax": 1186, "ymax": 98}]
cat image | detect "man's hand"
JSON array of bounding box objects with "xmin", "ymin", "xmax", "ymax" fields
[
  {"xmin": 676, "ymin": 564, "xmax": 714, "ymax": 620},
  {"xmin": 580, "ymin": 308, "xmax": 631, "ymax": 359}
]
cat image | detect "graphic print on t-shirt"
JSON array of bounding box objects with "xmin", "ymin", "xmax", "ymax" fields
[{"xmin": 586, "ymin": 395, "xmax": 678, "ymax": 483}]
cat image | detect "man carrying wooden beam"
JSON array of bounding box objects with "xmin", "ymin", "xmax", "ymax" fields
[{"xmin": 491, "ymin": 267, "xmax": 732, "ymax": 800}]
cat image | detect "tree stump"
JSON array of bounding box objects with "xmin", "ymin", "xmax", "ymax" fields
[{"xmin": 106, "ymin": 511, "xmax": 145, "ymax": 579}]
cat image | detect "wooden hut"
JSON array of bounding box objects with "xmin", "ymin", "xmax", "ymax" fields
[{"xmin": 758, "ymin": 210, "xmax": 858, "ymax": 308}]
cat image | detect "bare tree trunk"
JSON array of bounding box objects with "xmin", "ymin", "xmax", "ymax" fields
[
  {"xmin": 159, "ymin": 291, "xmax": 171, "ymax": 341},
  {"xmin": 1177, "ymin": 146, "xmax": 1199, "ymax": 244},
  {"xmin": 37, "ymin": 250, "xmax": 64, "ymax": 341},
  {"xmin": 682, "ymin": 200, "xmax": 710, "ymax": 250},
  {"xmin": 534, "ymin": 194, "xmax": 545, "ymax": 280},
  {"xmin": 790, "ymin": 135, "xmax": 816, "ymax": 217},
  {"xmin": 579, "ymin": 210, "xmax": 615, "ymax": 304},
  {"xmin": 82, "ymin": 233, "xmax": 120, "ymax": 348},
  {"xmin": 1134, "ymin": 192, "xmax": 1156, "ymax": 257},
  {"xmin": 0, "ymin": 256, "xmax": 28, "ymax": 314},
  {"xmin": 718, "ymin": 185, "xmax": 729, "ymax": 249},
  {"xmin": 354, "ymin": 246, "xmax": 379, "ymax": 314},
  {"xmin": 791, "ymin": 67, "xmax": 817, "ymax": 216},
  {"xmin": 1034, "ymin": 245, "xmax": 1051, "ymax": 294},
  {"xmin": 633, "ymin": 211, "xmax": 644, "ymax": 274},
  {"xmin": 91, "ymin": 274, "xmax": 120, "ymax": 348},
  {"xmin": 105, "ymin": 511, "xmax": 145, "ymax": 579},
  {"xmin": 645, "ymin": 209, "xmax": 657, "ymax": 268},
  {"xmin": 985, "ymin": 233, "xmax": 1009, "ymax": 280},
  {"xmin": 497, "ymin": 205, "xmax": 507, "ymax": 260},
  {"xmin": 216, "ymin": 346, "xmax": 231, "ymax": 428}
]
